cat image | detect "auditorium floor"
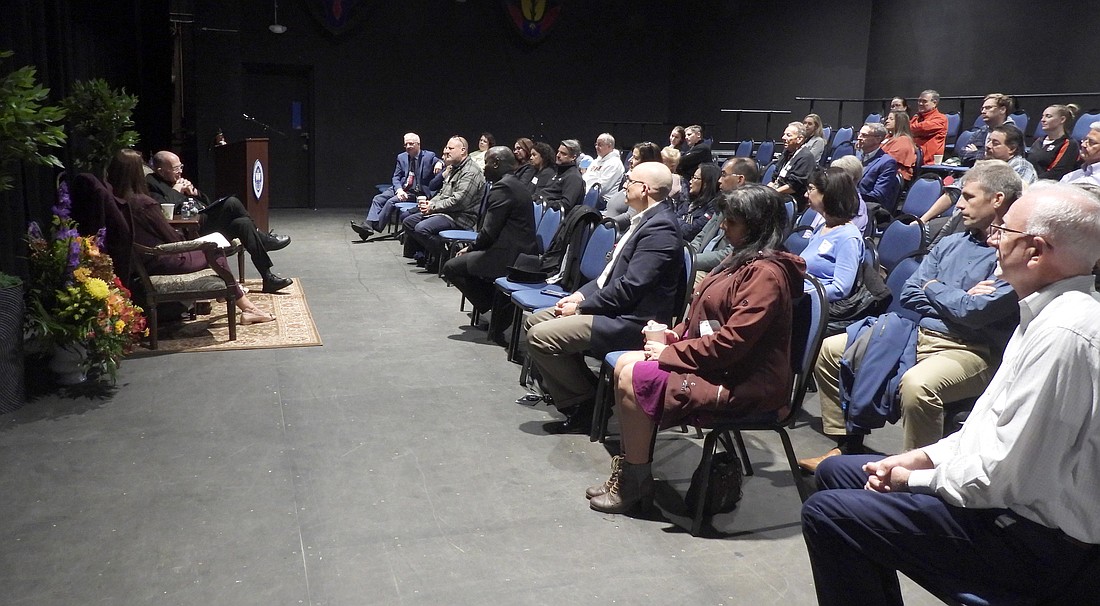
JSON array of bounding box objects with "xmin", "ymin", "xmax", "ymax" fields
[{"xmin": 0, "ymin": 209, "xmax": 944, "ymax": 605}]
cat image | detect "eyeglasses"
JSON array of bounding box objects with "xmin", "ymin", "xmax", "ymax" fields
[
  {"xmin": 169, "ymin": 164, "xmax": 183, "ymax": 173},
  {"xmin": 625, "ymin": 178, "xmax": 648, "ymax": 189},
  {"xmin": 689, "ymin": 175, "xmax": 702, "ymax": 182},
  {"xmin": 988, "ymin": 223, "xmax": 1048, "ymax": 245}
]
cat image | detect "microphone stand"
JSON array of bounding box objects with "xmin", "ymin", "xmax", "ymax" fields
[{"xmin": 241, "ymin": 113, "xmax": 286, "ymax": 137}]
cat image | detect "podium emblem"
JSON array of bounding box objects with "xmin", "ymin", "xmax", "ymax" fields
[{"xmin": 252, "ymin": 159, "xmax": 264, "ymax": 200}]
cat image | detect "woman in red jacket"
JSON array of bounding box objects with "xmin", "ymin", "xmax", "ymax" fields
[{"xmin": 586, "ymin": 184, "xmax": 807, "ymax": 514}]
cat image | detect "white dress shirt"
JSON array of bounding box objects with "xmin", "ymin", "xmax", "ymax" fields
[
  {"xmin": 908, "ymin": 275, "xmax": 1100, "ymax": 544},
  {"xmin": 595, "ymin": 202, "xmax": 660, "ymax": 289},
  {"xmin": 582, "ymin": 150, "xmax": 625, "ymax": 197}
]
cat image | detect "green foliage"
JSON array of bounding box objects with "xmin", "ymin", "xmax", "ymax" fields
[
  {"xmin": 0, "ymin": 50, "xmax": 67, "ymax": 192},
  {"xmin": 60, "ymin": 78, "xmax": 139, "ymax": 176},
  {"xmin": 0, "ymin": 272, "xmax": 22, "ymax": 289}
]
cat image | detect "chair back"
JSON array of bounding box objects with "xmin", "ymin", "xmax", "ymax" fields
[
  {"xmin": 1009, "ymin": 112, "xmax": 1028, "ymax": 135},
  {"xmin": 831, "ymin": 126, "xmax": 854, "ymax": 149},
  {"xmin": 1071, "ymin": 112, "xmax": 1100, "ymax": 142},
  {"xmin": 674, "ymin": 243, "xmax": 695, "ymax": 325},
  {"xmin": 581, "ymin": 184, "xmax": 602, "ymax": 209},
  {"xmin": 900, "ymin": 174, "xmax": 943, "ymax": 218},
  {"xmin": 822, "ymin": 126, "xmax": 833, "ymax": 144},
  {"xmin": 735, "ymin": 140, "xmax": 753, "ymax": 158},
  {"xmin": 784, "ymin": 199, "xmax": 795, "ymax": 228},
  {"xmin": 884, "ymin": 254, "xmax": 923, "ymax": 322},
  {"xmin": 532, "ymin": 201, "xmax": 546, "ymax": 229},
  {"xmin": 782, "ymin": 276, "xmax": 829, "ymax": 425},
  {"xmin": 755, "ymin": 140, "xmax": 775, "ymax": 164},
  {"xmin": 797, "ymin": 207, "xmax": 819, "ymax": 229},
  {"xmin": 945, "ymin": 111, "xmax": 961, "ymax": 139},
  {"xmin": 864, "ymin": 112, "xmax": 882, "ymax": 124},
  {"xmin": 878, "ymin": 218, "xmax": 925, "ymax": 274},
  {"xmin": 829, "ymin": 140, "xmax": 856, "ymax": 162},
  {"xmin": 972, "ymin": 113, "xmax": 985, "ymax": 128},
  {"xmin": 761, "ymin": 161, "xmax": 778, "ymax": 184},
  {"xmin": 953, "ymin": 129, "xmax": 975, "ymax": 156},
  {"xmin": 535, "ymin": 207, "xmax": 561, "ymax": 254},
  {"xmin": 577, "ymin": 222, "xmax": 616, "ymax": 282},
  {"xmin": 784, "ymin": 227, "xmax": 814, "ymax": 256}
]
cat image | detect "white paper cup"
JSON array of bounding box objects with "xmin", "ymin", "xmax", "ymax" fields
[
  {"xmin": 416, "ymin": 195, "xmax": 427, "ymax": 204},
  {"xmin": 644, "ymin": 323, "xmax": 668, "ymax": 344},
  {"xmin": 161, "ymin": 203, "xmax": 175, "ymax": 219},
  {"xmin": 933, "ymin": 154, "xmax": 944, "ymax": 164}
]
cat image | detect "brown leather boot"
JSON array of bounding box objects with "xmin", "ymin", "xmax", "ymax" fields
[
  {"xmin": 797, "ymin": 447, "xmax": 842, "ymax": 474},
  {"xmin": 586, "ymin": 455, "xmax": 622, "ymax": 499},
  {"xmin": 589, "ymin": 461, "xmax": 654, "ymax": 514}
]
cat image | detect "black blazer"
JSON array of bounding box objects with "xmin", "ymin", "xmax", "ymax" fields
[
  {"xmin": 679, "ymin": 142, "xmax": 713, "ymax": 178},
  {"xmin": 577, "ymin": 203, "xmax": 684, "ymax": 355},
  {"xmin": 464, "ymin": 173, "xmax": 538, "ymax": 279}
]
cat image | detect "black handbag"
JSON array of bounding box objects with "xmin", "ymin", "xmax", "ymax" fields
[{"xmin": 685, "ymin": 449, "xmax": 744, "ymax": 515}]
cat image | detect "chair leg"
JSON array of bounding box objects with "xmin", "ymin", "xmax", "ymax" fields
[
  {"xmin": 732, "ymin": 430, "xmax": 754, "ymax": 476},
  {"xmin": 226, "ymin": 288, "xmax": 237, "ymax": 342},
  {"xmin": 148, "ymin": 302, "xmax": 159, "ymax": 350},
  {"xmin": 507, "ymin": 306, "xmax": 524, "ymax": 363},
  {"xmin": 518, "ymin": 347, "xmax": 533, "ymax": 387},
  {"xmin": 590, "ymin": 361, "xmax": 612, "ymax": 442},
  {"xmin": 237, "ymin": 250, "xmax": 246, "ymax": 283},
  {"xmin": 776, "ymin": 429, "xmax": 810, "ymax": 503}
]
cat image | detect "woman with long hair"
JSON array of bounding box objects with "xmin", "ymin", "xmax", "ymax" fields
[
  {"xmin": 669, "ymin": 125, "xmax": 688, "ymax": 152},
  {"xmin": 106, "ymin": 149, "xmax": 274, "ymax": 324},
  {"xmin": 1028, "ymin": 104, "xmax": 1080, "ymax": 180},
  {"xmin": 512, "ymin": 137, "xmax": 536, "ymax": 185},
  {"xmin": 802, "ymin": 113, "xmax": 827, "ymax": 162},
  {"xmin": 677, "ymin": 163, "xmax": 720, "ymax": 240},
  {"xmin": 586, "ymin": 184, "xmax": 806, "ymax": 513},
  {"xmin": 800, "ymin": 167, "xmax": 865, "ymax": 302},
  {"xmin": 882, "ymin": 109, "xmax": 918, "ymax": 181}
]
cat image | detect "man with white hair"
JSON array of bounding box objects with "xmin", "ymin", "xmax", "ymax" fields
[
  {"xmin": 1060, "ymin": 121, "xmax": 1100, "ymax": 186},
  {"xmin": 582, "ymin": 133, "xmax": 625, "ymax": 202},
  {"xmin": 855, "ymin": 122, "xmax": 900, "ymax": 211},
  {"xmin": 802, "ymin": 182, "xmax": 1100, "ymax": 605},
  {"xmin": 353, "ymin": 132, "xmax": 443, "ymax": 239}
]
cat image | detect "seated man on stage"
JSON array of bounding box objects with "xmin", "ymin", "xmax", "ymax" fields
[
  {"xmin": 401, "ymin": 136, "xmax": 486, "ymax": 272},
  {"xmin": 352, "ymin": 132, "xmax": 443, "ymax": 239},
  {"xmin": 146, "ymin": 150, "xmax": 293, "ymax": 293},
  {"xmin": 802, "ymin": 182, "xmax": 1100, "ymax": 606}
]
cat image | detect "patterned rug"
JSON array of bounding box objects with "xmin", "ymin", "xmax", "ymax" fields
[{"xmin": 130, "ymin": 278, "xmax": 321, "ymax": 354}]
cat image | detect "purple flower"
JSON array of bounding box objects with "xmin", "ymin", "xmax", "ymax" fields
[
  {"xmin": 95, "ymin": 227, "xmax": 107, "ymax": 249},
  {"xmin": 28, "ymin": 221, "xmax": 44, "ymax": 241},
  {"xmin": 51, "ymin": 181, "xmax": 72, "ymax": 219},
  {"xmin": 66, "ymin": 239, "xmax": 81, "ymax": 274}
]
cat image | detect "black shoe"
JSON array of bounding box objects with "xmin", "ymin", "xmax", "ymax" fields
[
  {"xmin": 350, "ymin": 221, "xmax": 374, "ymax": 241},
  {"xmin": 423, "ymin": 261, "xmax": 439, "ymax": 273},
  {"xmin": 543, "ymin": 403, "xmax": 595, "ymax": 435},
  {"xmin": 260, "ymin": 230, "xmax": 291, "ymax": 251},
  {"xmin": 262, "ymin": 273, "xmax": 293, "ymax": 293}
]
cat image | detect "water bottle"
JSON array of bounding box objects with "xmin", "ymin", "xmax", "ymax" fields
[{"xmin": 181, "ymin": 198, "xmax": 196, "ymax": 218}]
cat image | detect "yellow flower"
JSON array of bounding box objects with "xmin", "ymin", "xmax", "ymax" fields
[
  {"xmin": 84, "ymin": 278, "xmax": 110, "ymax": 300},
  {"xmin": 73, "ymin": 267, "xmax": 91, "ymax": 282},
  {"xmin": 115, "ymin": 320, "xmax": 125, "ymax": 333}
]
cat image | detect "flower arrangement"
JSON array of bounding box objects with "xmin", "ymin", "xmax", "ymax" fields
[{"xmin": 25, "ymin": 181, "xmax": 146, "ymax": 380}]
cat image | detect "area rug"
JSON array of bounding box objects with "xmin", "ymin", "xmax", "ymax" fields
[{"xmin": 130, "ymin": 278, "xmax": 322, "ymax": 354}]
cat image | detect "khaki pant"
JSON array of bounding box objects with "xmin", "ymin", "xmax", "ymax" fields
[
  {"xmin": 815, "ymin": 328, "xmax": 993, "ymax": 450},
  {"xmin": 524, "ymin": 308, "xmax": 597, "ymax": 410}
]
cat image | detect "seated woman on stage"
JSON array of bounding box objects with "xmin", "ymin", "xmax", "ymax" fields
[
  {"xmin": 106, "ymin": 149, "xmax": 275, "ymax": 325},
  {"xmin": 800, "ymin": 166, "xmax": 865, "ymax": 302},
  {"xmin": 586, "ymin": 184, "xmax": 806, "ymax": 514}
]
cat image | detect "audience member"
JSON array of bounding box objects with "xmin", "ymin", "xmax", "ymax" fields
[
  {"xmin": 535, "ymin": 139, "xmax": 585, "ymax": 212},
  {"xmin": 524, "ymin": 162, "xmax": 683, "ymax": 435},
  {"xmin": 986, "ymin": 124, "xmax": 1037, "ymax": 184},
  {"xmin": 586, "ymin": 184, "xmax": 804, "ymax": 513},
  {"xmin": 826, "ymin": 156, "xmax": 870, "ymax": 234},
  {"xmin": 512, "ymin": 138, "xmax": 536, "ymax": 185},
  {"xmin": 802, "ymin": 113, "xmax": 827, "ymax": 162},
  {"xmin": 769, "ymin": 122, "xmax": 815, "ymax": 205},
  {"xmin": 1061, "ymin": 121, "xmax": 1100, "ymax": 186},
  {"xmin": 689, "ymin": 158, "xmax": 760, "ymax": 285},
  {"xmin": 798, "ymin": 160, "xmax": 1023, "ymax": 471},
  {"xmin": 604, "ymin": 142, "xmax": 661, "ymax": 230},
  {"xmin": 669, "ymin": 125, "xmax": 688, "ymax": 152},
  {"xmin": 959, "ymin": 93, "xmax": 1014, "ymax": 164},
  {"xmin": 442, "ymin": 146, "xmax": 536, "ymax": 317},
  {"xmin": 854, "ymin": 122, "xmax": 901, "ymax": 211},
  {"xmin": 889, "ymin": 96, "xmax": 909, "ymax": 114},
  {"xmin": 468, "ymin": 132, "xmax": 494, "ymax": 170},
  {"xmin": 110, "ymin": 150, "xmax": 275, "ymax": 324},
  {"xmin": 678, "ymin": 124, "xmax": 712, "ymax": 179},
  {"xmin": 1029, "ymin": 104, "xmax": 1080, "ymax": 180},
  {"xmin": 676, "ymin": 163, "xmax": 720, "ymax": 241},
  {"xmin": 401, "ymin": 136, "xmax": 486, "ymax": 271},
  {"xmin": 355, "ymin": 132, "xmax": 443, "ymax": 238},
  {"xmin": 802, "ymin": 182, "xmax": 1100, "ymax": 606},
  {"xmin": 660, "ymin": 146, "xmax": 687, "ymax": 205},
  {"xmin": 527, "ymin": 142, "xmax": 557, "ymax": 196},
  {"xmin": 882, "ymin": 109, "xmax": 917, "ymax": 181},
  {"xmin": 582, "ymin": 133, "xmax": 625, "ymax": 202},
  {"xmin": 801, "ymin": 167, "xmax": 865, "ymax": 302},
  {"xmin": 909, "ymin": 89, "xmax": 948, "ymax": 165},
  {"xmin": 147, "ymin": 150, "xmax": 293, "ymax": 294}
]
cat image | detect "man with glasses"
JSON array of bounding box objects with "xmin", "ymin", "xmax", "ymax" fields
[
  {"xmin": 147, "ymin": 150, "xmax": 294, "ymax": 293},
  {"xmin": 582, "ymin": 133, "xmax": 625, "ymax": 203},
  {"xmin": 959, "ymin": 93, "xmax": 1016, "ymax": 164},
  {"xmin": 855, "ymin": 122, "xmax": 900, "ymax": 211},
  {"xmin": 803, "ymin": 182, "xmax": 1100, "ymax": 605},
  {"xmin": 769, "ymin": 122, "xmax": 816, "ymax": 205},
  {"xmin": 1060, "ymin": 121, "xmax": 1100, "ymax": 186},
  {"xmin": 689, "ymin": 157, "xmax": 759, "ymax": 286},
  {"xmin": 798, "ymin": 160, "xmax": 1023, "ymax": 472},
  {"xmin": 524, "ymin": 162, "xmax": 683, "ymax": 434},
  {"xmin": 909, "ymin": 89, "xmax": 948, "ymax": 166}
]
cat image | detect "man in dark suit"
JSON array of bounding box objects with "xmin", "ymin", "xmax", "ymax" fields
[
  {"xmin": 442, "ymin": 146, "xmax": 537, "ymax": 316},
  {"xmin": 147, "ymin": 150, "xmax": 293, "ymax": 293},
  {"xmin": 855, "ymin": 122, "xmax": 900, "ymax": 211},
  {"xmin": 353, "ymin": 132, "xmax": 443, "ymax": 238},
  {"xmin": 677, "ymin": 124, "xmax": 712, "ymax": 179},
  {"xmin": 525, "ymin": 162, "xmax": 684, "ymax": 434}
]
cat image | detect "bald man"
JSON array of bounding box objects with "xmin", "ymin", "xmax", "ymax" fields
[
  {"xmin": 524, "ymin": 162, "xmax": 685, "ymax": 434},
  {"xmin": 147, "ymin": 150, "xmax": 293, "ymax": 293}
]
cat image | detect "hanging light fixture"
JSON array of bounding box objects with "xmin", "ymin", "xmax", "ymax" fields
[{"xmin": 269, "ymin": 0, "xmax": 287, "ymax": 34}]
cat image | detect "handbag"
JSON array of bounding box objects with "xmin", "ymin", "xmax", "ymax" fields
[{"xmin": 685, "ymin": 449, "xmax": 744, "ymax": 515}]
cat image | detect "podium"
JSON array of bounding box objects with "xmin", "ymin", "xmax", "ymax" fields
[{"xmin": 214, "ymin": 138, "xmax": 270, "ymax": 232}]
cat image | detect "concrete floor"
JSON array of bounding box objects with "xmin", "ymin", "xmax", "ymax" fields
[{"xmin": 0, "ymin": 209, "xmax": 944, "ymax": 605}]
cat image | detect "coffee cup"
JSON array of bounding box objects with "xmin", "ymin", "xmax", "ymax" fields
[
  {"xmin": 417, "ymin": 195, "xmax": 427, "ymax": 204},
  {"xmin": 644, "ymin": 322, "xmax": 668, "ymax": 344},
  {"xmin": 161, "ymin": 203, "xmax": 175, "ymax": 220},
  {"xmin": 933, "ymin": 154, "xmax": 944, "ymax": 164}
]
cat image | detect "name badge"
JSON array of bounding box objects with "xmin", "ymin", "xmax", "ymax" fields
[{"xmin": 699, "ymin": 319, "xmax": 719, "ymax": 336}]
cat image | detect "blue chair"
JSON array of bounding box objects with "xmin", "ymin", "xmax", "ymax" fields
[
  {"xmin": 581, "ymin": 184, "xmax": 602, "ymax": 209},
  {"xmin": 682, "ymin": 276, "xmax": 828, "ymax": 536},
  {"xmin": 830, "ymin": 126, "xmax": 854, "ymax": 149},
  {"xmin": 755, "ymin": 140, "xmax": 775, "ymax": 165},
  {"xmin": 762, "ymin": 161, "xmax": 778, "ymax": 185},
  {"xmin": 952, "ymin": 129, "xmax": 976, "ymax": 159},
  {"xmin": 1071, "ymin": 112, "xmax": 1100, "ymax": 142},
  {"xmin": 944, "ymin": 112, "xmax": 961, "ymax": 151},
  {"xmin": 438, "ymin": 183, "xmax": 493, "ymax": 276},
  {"xmin": 828, "ymin": 140, "xmax": 856, "ymax": 162},
  {"xmin": 884, "ymin": 254, "xmax": 923, "ymax": 322},
  {"xmin": 899, "ymin": 174, "xmax": 943, "ymax": 219},
  {"xmin": 864, "ymin": 112, "xmax": 882, "ymax": 124},
  {"xmin": 1009, "ymin": 112, "xmax": 1028, "ymax": 136},
  {"xmin": 784, "ymin": 227, "xmax": 814, "ymax": 256},
  {"xmin": 735, "ymin": 140, "xmax": 753, "ymax": 158},
  {"xmin": 490, "ymin": 207, "xmax": 561, "ymax": 311},
  {"xmin": 784, "ymin": 199, "xmax": 795, "ymax": 228},
  {"xmin": 877, "ymin": 218, "xmax": 926, "ymax": 275},
  {"xmin": 822, "ymin": 126, "xmax": 832, "ymax": 145},
  {"xmin": 532, "ymin": 201, "xmax": 546, "ymax": 230}
]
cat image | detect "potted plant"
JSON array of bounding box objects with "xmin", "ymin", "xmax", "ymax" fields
[
  {"xmin": 24, "ymin": 182, "xmax": 146, "ymax": 384},
  {"xmin": 60, "ymin": 78, "xmax": 139, "ymax": 177},
  {"xmin": 0, "ymin": 49, "xmax": 66, "ymax": 192}
]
